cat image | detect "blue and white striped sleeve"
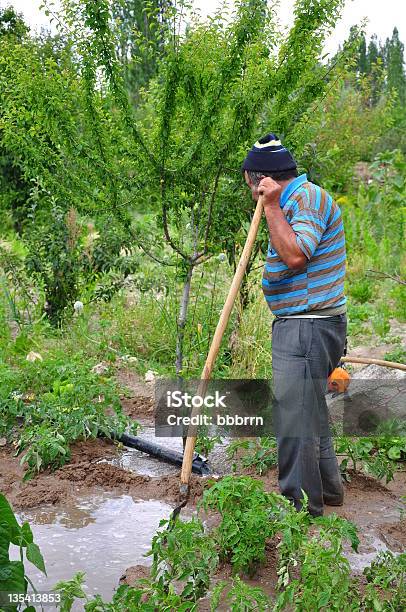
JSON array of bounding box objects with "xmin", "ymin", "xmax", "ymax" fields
[{"xmin": 290, "ymin": 207, "xmax": 327, "ymax": 260}]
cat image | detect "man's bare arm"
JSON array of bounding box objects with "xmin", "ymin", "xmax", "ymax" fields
[{"xmin": 258, "ymin": 177, "xmax": 307, "ymax": 270}]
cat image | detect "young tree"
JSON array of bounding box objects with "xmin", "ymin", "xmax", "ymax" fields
[
  {"xmin": 66, "ymin": 0, "xmax": 351, "ymax": 374},
  {"xmin": 0, "ymin": 10, "xmax": 141, "ymax": 323}
]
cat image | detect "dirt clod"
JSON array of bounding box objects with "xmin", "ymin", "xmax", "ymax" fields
[{"xmin": 380, "ymin": 518, "xmax": 406, "ymax": 551}]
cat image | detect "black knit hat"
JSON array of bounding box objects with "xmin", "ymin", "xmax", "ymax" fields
[{"xmin": 242, "ymin": 133, "xmax": 297, "ymax": 173}]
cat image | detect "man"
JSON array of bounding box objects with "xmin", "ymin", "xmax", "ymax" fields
[{"xmin": 242, "ymin": 133, "xmax": 347, "ymax": 517}]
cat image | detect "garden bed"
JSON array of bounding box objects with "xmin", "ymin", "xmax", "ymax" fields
[{"xmin": 1, "ymin": 368, "xmax": 404, "ymax": 606}]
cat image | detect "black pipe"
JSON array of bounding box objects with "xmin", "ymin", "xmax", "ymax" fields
[{"xmin": 112, "ymin": 432, "xmax": 210, "ymax": 476}]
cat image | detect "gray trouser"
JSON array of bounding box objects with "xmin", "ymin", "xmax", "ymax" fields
[{"xmin": 271, "ymin": 315, "xmax": 347, "ymax": 516}]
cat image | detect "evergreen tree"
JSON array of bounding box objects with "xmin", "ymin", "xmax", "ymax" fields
[
  {"xmin": 367, "ymin": 34, "xmax": 380, "ymax": 71},
  {"xmin": 385, "ymin": 27, "xmax": 406, "ymax": 106},
  {"xmin": 358, "ymin": 31, "xmax": 368, "ymax": 75},
  {"xmin": 367, "ymin": 34, "xmax": 384, "ymax": 105}
]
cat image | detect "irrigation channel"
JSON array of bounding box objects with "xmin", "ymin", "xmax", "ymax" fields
[{"xmin": 1, "ymin": 366, "xmax": 405, "ymax": 606}]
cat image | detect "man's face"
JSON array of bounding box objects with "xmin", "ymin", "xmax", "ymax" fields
[{"xmin": 244, "ymin": 171, "xmax": 259, "ymax": 201}]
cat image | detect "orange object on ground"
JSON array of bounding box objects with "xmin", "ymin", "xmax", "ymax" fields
[{"xmin": 327, "ymin": 367, "xmax": 350, "ymax": 394}]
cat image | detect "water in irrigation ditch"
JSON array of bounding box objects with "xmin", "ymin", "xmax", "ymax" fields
[{"xmin": 13, "ymin": 494, "xmax": 174, "ymax": 607}]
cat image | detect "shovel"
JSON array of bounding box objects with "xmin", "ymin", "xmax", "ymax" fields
[{"xmin": 169, "ymin": 196, "xmax": 264, "ymax": 523}]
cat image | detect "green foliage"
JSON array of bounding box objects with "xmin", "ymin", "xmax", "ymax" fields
[
  {"xmin": 385, "ymin": 28, "xmax": 406, "ymax": 107},
  {"xmin": 0, "ymin": 5, "xmax": 29, "ymax": 42},
  {"xmin": 335, "ymin": 436, "xmax": 404, "ymax": 483},
  {"xmin": 391, "ymin": 284, "xmax": 406, "ymax": 322},
  {"xmin": 270, "ymin": 0, "xmax": 347, "ymax": 140},
  {"xmin": 0, "ymin": 5, "xmax": 143, "ymax": 323},
  {"xmin": 112, "ymin": 0, "xmax": 168, "ymax": 99},
  {"xmin": 349, "ymin": 278, "xmax": 373, "ymax": 304},
  {"xmin": 148, "ymin": 516, "xmax": 218, "ymax": 601},
  {"xmin": 85, "ymin": 582, "xmax": 198, "ymax": 611},
  {"xmin": 202, "ymin": 475, "xmax": 362, "ymax": 610},
  {"xmin": 0, "ymin": 493, "xmax": 46, "ymax": 610},
  {"xmin": 202, "ymin": 476, "xmax": 293, "ymax": 574},
  {"xmin": 275, "ymin": 514, "xmax": 359, "ymax": 611},
  {"xmin": 74, "ymin": 0, "xmax": 351, "ymax": 373},
  {"xmin": 0, "ymin": 353, "xmax": 136, "ymax": 479},
  {"xmin": 385, "ymin": 346, "xmax": 406, "ymax": 364},
  {"xmin": 54, "ymin": 572, "xmax": 87, "ymax": 612},
  {"xmin": 297, "ymin": 74, "xmax": 394, "ymax": 190},
  {"xmin": 211, "ymin": 575, "xmax": 271, "ymax": 611},
  {"xmin": 348, "ymin": 150, "xmax": 405, "ymax": 271},
  {"xmin": 227, "ymin": 436, "xmax": 278, "ymax": 475},
  {"xmin": 195, "ymin": 432, "xmax": 222, "ymax": 458},
  {"xmin": 363, "ymin": 551, "xmax": 406, "ymax": 610}
]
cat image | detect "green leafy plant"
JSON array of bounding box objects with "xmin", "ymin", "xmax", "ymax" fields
[
  {"xmin": 0, "ymin": 493, "xmax": 46, "ymax": 610},
  {"xmin": 202, "ymin": 476, "xmax": 293, "ymax": 575},
  {"xmin": 384, "ymin": 346, "xmax": 406, "ymax": 364},
  {"xmin": 195, "ymin": 433, "xmax": 223, "ymax": 458},
  {"xmin": 211, "ymin": 576, "xmax": 271, "ymax": 611},
  {"xmin": 363, "ymin": 551, "xmax": 406, "ymax": 610},
  {"xmin": 54, "ymin": 572, "xmax": 87, "ymax": 612},
  {"xmin": 336, "ymin": 433, "xmax": 405, "ymax": 484},
  {"xmin": 275, "ymin": 513, "xmax": 359, "ymax": 611},
  {"xmin": 85, "ymin": 582, "xmax": 198, "ymax": 612},
  {"xmin": 148, "ymin": 516, "xmax": 218, "ymax": 602},
  {"xmin": 349, "ymin": 278, "xmax": 374, "ymax": 303},
  {"xmin": 227, "ymin": 436, "xmax": 278, "ymax": 475},
  {"xmin": 0, "ymin": 355, "xmax": 137, "ymax": 479}
]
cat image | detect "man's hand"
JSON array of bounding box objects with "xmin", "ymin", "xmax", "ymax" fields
[{"xmin": 258, "ymin": 177, "xmax": 282, "ymax": 208}]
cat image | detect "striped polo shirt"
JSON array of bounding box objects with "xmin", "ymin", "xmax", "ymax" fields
[{"xmin": 262, "ymin": 174, "xmax": 346, "ymax": 316}]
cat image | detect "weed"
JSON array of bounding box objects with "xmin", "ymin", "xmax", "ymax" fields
[
  {"xmin": 391, "ymin": 285, "xmax": 406, "ymax": 322},
  {"xmin": 371, "ymin": 312, "xmax": 391, "ymax": 338}
]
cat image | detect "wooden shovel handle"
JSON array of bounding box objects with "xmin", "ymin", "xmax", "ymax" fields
[
  {"xmin": 341, "ymin": 356, "xmax": 406, "ymax": 371},
  {"xmin": 180, "ymin": 196, "xmax": 264, "ymax": 488}
]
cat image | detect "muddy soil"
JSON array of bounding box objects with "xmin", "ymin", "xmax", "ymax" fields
[
  {"xmin": 116, "ymin": 367, "xmax": 155, "ymax": 420},
  {"xmin": 1, "ymin": 366, "xmax": 405, "ymax": 605},
  {"xmin": 0, "ymin": 438, "xmax": 203, "ymax": 511}
]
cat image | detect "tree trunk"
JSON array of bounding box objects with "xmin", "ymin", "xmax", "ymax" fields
[{"xmin": 175, "ymin": 262, "xmax": 194, "ymax": 376}]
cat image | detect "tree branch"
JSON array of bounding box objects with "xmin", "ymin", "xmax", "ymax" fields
[{"xmin": 366, "ymin": 270, "xmax": 406, "ymax": 286}]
